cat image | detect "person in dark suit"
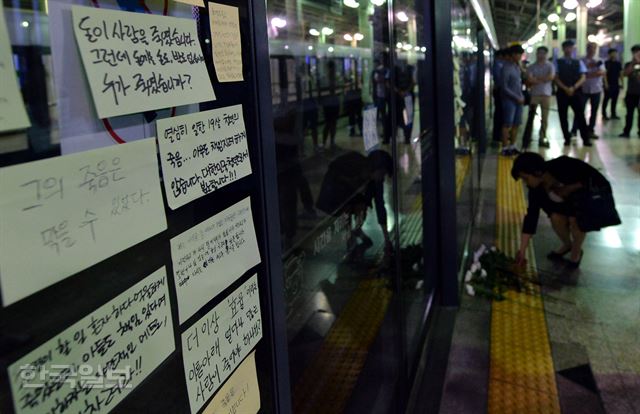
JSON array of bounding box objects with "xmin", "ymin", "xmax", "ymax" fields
[{"xmin": 511, "ymin": 152, "xmax": 619, "ymax": 268}]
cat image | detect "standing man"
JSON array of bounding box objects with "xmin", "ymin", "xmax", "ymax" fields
[
  {"xmin": 572, "ymin": 43, "xmax": 604, "ymax": 139},
  {"xmin": 555, "ymin": 40, "xmax": 592, "ymax": 147},
  {"xmin": 603, "ymin": 48, "xmax": 623, "ymax": 120},
  {"xmin": 522, "ymin": 46, "xmax": 555, "ymax": 149},
  {"xmin": 500, "ymin": 45, "xmax": 525, "ymax": 155},
  {"xmin": 619, "ymin": 44, "xmax": 640, "ymax": 138}
]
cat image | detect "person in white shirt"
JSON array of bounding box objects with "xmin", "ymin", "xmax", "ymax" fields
[{"xmin": 523, "ymin": 46, "xmax": 555, "ymax": 148}]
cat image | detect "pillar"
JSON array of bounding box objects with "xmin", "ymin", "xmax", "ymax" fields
[
  {"xmin": 558, "ymin": 20, "xmax": 566, "ymax": 50},
  {"xmin": 576, "ymin": 4, "xmax": 587, "ymax": 57},
  {"xmin": 624, "ymin": 0, "xmax": 640, "ymax": 63}
]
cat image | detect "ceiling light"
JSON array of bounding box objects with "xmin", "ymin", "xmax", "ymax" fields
[
  {"xmin": 396, "ymin": 42, "xmax": 403, "ymax": 49},
  {"xmin": 565, "ymin": 12, "xmax": 577, "ymax": 22},
  {"xmin": 420, "ymin": 46, "xmax": 426, "ymax": 52},
  {"xmin": 402, "ymin": 44, "xmax": 412, "ymax": 51},
  {"xmin": 614, "ymin": 34, "xmax": 620, "ymax": 41},
  {"xmin": 308, "ymin": 45, "xmax": 313, "ymax": 50},
  {"xmin": 354, "ymin": 33, "xmax": 364, "ymax": 41},
  {"xmin": 548, "ymin": 13, "xmax": 560, "ymax": 23},
  {"xmin": 284, "ymin": 44, "xmax": 289, "ymax": 49},
  {"xmin": 414, "ymin": 46, "xmax": 420, "ymax": 51},
  {"xmin": 21, "ymin": 20, "xmax": 29, "ymax": 27},
  {"xmin": 586, "ymin": 0, "xmax": 602, "ymax": 8},
  {"xmin": 563, "ymin": 0, "xmax": 578, "ymax": 10},
  {"xmin": 370, "ymin": 0, "xmax": 385, "ymax": 5},
  {"xmin": 538, "ymin": 23, "xmax": 548, "ymax": 31},
  {"xmin": 396, "ymin": 11, "xmax": 409, "ymax": 22},
  {"xmin": 271, "ymin": 17, "xmax": 287, "ymax": 28},
  {"xmin": 328, "ymin": 46, "xmax": 334, "ymax": 52},
  {"xmin": 343, "ymin": 0, "xmax": 360, "ymax": 8},
  {"xmin": 309, "ymin": 28, "xmax": 320, "ymax": 36},
  {"xmin": 596, "ymin": 15, "xmax": 605, "ymax": 21},
  {"xmin": 321, "ymin": 27, "xmax": 334, "ymax": 35},
  {"xmin": 527, "ymin": 46, "xmax": 533, "ymax": 53},
  {"xmin": 552, "ymin": 25, "xmax": 558, "ymax": 31},
  {"xmin": 344, "ymin": 33, "xmax": 353, "ymax": 41}
]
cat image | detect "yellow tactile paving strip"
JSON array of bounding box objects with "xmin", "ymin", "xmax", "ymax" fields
[
  {"xmin": 488, "ymin": 156, "xmax": 560, "ymax": 413},
  {"xmin": 292, "ymin": 155, "xmax": 473, "ymax": 413},
  {"xmin": 292, "ymin": 279, "xmax": 392, "ymax": 414}
]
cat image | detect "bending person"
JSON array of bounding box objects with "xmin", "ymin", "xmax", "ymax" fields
[{"xmin": 512, "ymin": 153, "xmax": 620, "ymax": 269}]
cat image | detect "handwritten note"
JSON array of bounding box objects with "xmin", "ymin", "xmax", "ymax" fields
[
  {"xmin": 0, "ymin": 138, "xmax": 167, "ymax": 305},
  {"xmin": 156, "ymin": 105, "xmax": 252, "ymax": 209},
  {"xmin": 171, "ymin": 197, "xmax": 260, "ymax": 323},
  {"xmin": 182, "ymin": 274, "xmax": 262, "ymax": 414},
  {"xmin": 173, "ymin": 0, "xmax": 205, "ymax": 7},
  {"xmin": 8, "ymin": 267, "xmax": 175, "ymax": 414},
  {"xmin": 0, "ymin": 3, "xmax": 30, "ymax": 132},
  {"xmin": 209, "ymin": 3, "xmax": 243, "ymax": 82},
  {"xmin": 71, "ymin": 5, "xmax": 215, "ymax": 119},
  {"xmin": 363, "ymin": 106, "xmax": 379, "ymax": 151},
  {"xmin": 201, "ymin": 351, "xmax": 260, "ymax": 414}
]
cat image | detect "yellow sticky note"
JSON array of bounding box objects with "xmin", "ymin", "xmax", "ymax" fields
[
  {"xmin": 202, "ymin": 351, "xmax": 261, "ymax": 414},
  {"xmin": 0, "ymin": 3, "xmax": 30, "ymax": 133},
  {"xmin": 71, "ymin": 6, "xmax": 215, "ymax": 119},
  {"xmin": 173, "ymin": 0, "xmax": 205, "ymax": 7},
  {"xmin": 209, "ymin": 3, "xmax": 243, "ymax": 82},
  {"xmin": 0, "ymin": 138, "xmax": 167, "ymax": 305}
]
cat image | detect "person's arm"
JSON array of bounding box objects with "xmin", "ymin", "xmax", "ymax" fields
[
  {"xmin": 545, "ymin": 64, "xmax": 556, "ymax": 82},
  {"xmin": 517, "ymin": 190, "xmax": 541, "ymax": 264},
  {"xmin": 574, "ymin": 74, "xmax": 587, "ymax": 89},
  {"xmin": 554, "ymin": 74, "xmax": 570, "ymax": 91}
]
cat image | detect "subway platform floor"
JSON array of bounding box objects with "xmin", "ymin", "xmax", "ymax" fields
[{"xmin": 438, "ymin": 109, "xmax": 640, "ymax": 413}]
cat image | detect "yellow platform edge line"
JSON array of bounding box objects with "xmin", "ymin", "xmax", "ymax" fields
[{"xmin": 488, "ymin": 156, "xmax": 560, "ymax": 414}]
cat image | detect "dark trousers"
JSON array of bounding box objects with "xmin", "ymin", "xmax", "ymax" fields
[
  {"xmin": 558, "ymin": 91, "xmax": 590, "ymax": 143},
  {"xmin": 572, "ymin": 92, "xmax": 601, "ymax": 133},
  {"xmin": 492, "ymin": 89, "xmax": 503, "ymax": 142},
  {"xmin": 623, "ymin": 94, "xmax": 640, "ymax": 135},
  {"xmin": 376, "ymin": 97, "xmax": 391, "ymax": 144},
  {"xmin": 603, "ymin": 86, "xmax": 620, "ymax": 117}
]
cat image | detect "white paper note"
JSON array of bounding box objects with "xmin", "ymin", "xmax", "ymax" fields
[
  {"xmin": 171, "ymin": 197, "xmax": 261, "ymax": 323},
  {"xmin": 156, "ymin": 105, "xmax": 252, "ymax": 209},
  {"xmin": 182, "ymin": 274, "xmax": 262, "ymax": 414},
  {"xmin": 8, "ymin": 267, "xmax": 175, "ymax": 414},
  {"xmin": 0, "ymin": 3, "xmax": 31, "ymax": 133},
  {"xmin": 201, "ymin": 351, "xmax": 260, "ymax": 414},
  {"xmin": 71, "ymin": 5, "xmax": 215, "ymax": 119},
  {"xmin": 209, "ymin": 3, "xmax": 243, "ymax": 82},
  {"xmin": 173, "ymin": 0, "xmax": 205, "ymax": 7},
  {"xmin": 0, "ymin": 138, "xmax": 167, "ymax": 305},
  {"xmin": 363, "ymin": 106, "xmax": 379, "ymax": 152}
]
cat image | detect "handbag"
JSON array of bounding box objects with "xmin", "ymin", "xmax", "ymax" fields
[{"xmin": 573, "ymin": 180, "xmax": 621, "ymax": 232}]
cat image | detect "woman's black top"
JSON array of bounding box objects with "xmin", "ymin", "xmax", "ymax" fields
[{"xmin": 523, "ymin": 156, "xmax": 609, "ymax": 234}]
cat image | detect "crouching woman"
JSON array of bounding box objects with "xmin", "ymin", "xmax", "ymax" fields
[{"xmin": 512, "ymin": 152, "xmax": 621, "ymax": 268}]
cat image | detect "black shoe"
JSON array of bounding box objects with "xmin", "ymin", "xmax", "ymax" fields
[
  {"xmin": 612, "ymin": 115, "xmax": 620, "ymax": 120},
  {"xmin": 603, "ymin": 115, "xmax": 609, "ymax": 121},
  {"xmin": 566, "ymin": 250, "xmax": 584, "ymax": 269},
  {"xmin": 590, "ymin": 133, "xmax": 599, "ymax": 140},
  {"xmin": 619, "ymin": 132, "xmax": 630, "ymax": 138},
  {"xmin": 564, "ymin": 140, "xmax": 571, "ymax": 147},
  {"xmin": 539, "ymin": 139, "xmax": 550, "ymax": 148},
  {"xmin": 547, "ymin": 247, "xmax": 571, "ymax": 261},
  {"xmin": 583, "ymin": 140, "xmax": 593, "ymax": 147}
]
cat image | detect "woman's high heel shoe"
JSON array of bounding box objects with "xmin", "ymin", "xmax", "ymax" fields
[{"xmin": 566, "ymin": 250, "xmax": 584, "ymax": 269}]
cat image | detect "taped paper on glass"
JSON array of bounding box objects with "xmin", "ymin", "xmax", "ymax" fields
[
  {"xmin": 71, "ymin": 5, "xmax": 215, "ymax": 118},
  {"xmin": 171, "ymin": 197, "xmax": 261, "ymax": 323},
  {"xmin": 182, "ymin": 274, "xmax": 262, "ymax": 413},
  {"xmin": 8, "ymin": 267, "xmax": 174, "ymax": 414},
  {"xmin": 156, "ymin": 104, "xmax": 251, "ymax": 209},
  {"xmin": 0, "ymin": 138, "xmax": 167, "ymax": 305},
  {"xmin": 362, "ymin": 106, "xmax": 379, "ymax": 152},
  {"xmin": 208, "ymin": 3, "xmax": 243, "ymax": 82},
  {"xmin": 201, "ymin": 351, "xmax": 260, "ymax": 414}
]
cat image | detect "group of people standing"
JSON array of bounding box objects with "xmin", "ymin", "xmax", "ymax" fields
[{"xmin": 493, "ymin": 41, "xmax": 640, "ymax": 155}]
